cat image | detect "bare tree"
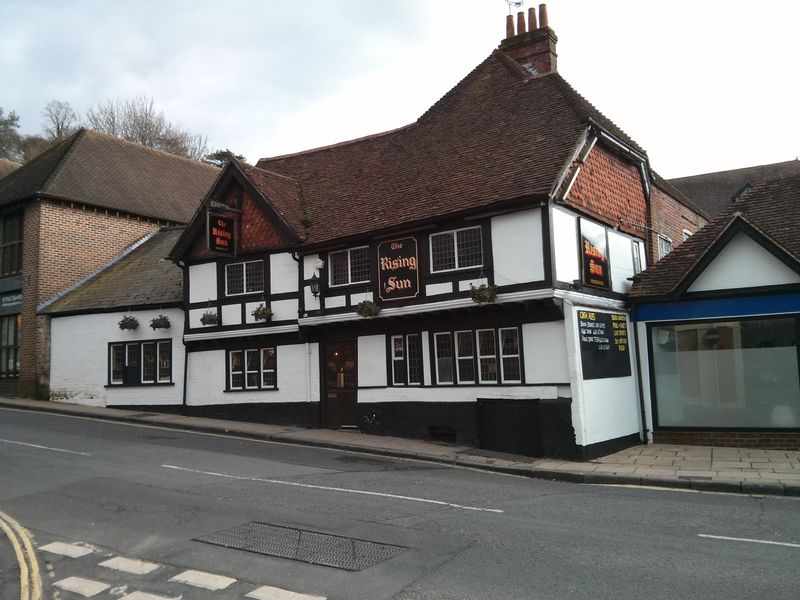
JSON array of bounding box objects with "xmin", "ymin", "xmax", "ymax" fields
[
  {"xmin": 42, "ymin": 100, "xmax": 80, "ymax": 142},
  {"xmin": 85, "ymin": 95, "xmax": 208, "ymax": 161}
]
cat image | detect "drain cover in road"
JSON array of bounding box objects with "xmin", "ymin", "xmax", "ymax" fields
[{"xmin": 194, "ymin": 522, "xmax": 406, "ymax": 571}]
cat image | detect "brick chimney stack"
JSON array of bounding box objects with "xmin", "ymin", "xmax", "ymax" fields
[{"xmin": 499, "ymin": 3, "xmax": 557, "ymax": 76}]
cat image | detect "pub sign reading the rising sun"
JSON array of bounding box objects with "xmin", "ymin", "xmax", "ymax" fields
[
  {"xmin": 580, "ymin": 219, "xmax": 610, "ymax": 289},
  {"xmin": 208, "ymin": 212, "xmax": 235, "ymax": 254},
  {"xmin": 378, "ymin": 237, "xmax": 419, "ymax": 301}
]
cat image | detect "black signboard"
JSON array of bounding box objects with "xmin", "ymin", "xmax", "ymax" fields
[
  {"xmin": 208, "ymin": 212, "xmax": 235, "ymax": 254},
  {"xmin": 580, "ymin": 219, "xmax": 610, "ymax": 289},
  {"xmin": 0, "ymin": 292, "xmax": 21, "ymax": 316},
  {"xmin": 579, "ymin": 310, "xmax": 631, "ymax": 380},
  {"xmin": 377, "ymin": 237, "xmax": 419, "ymax": 301}
]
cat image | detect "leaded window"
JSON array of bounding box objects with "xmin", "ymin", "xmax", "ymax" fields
[
  {"xmin": 225, "ymin": 260, "xmax": 264, "ymax": 295},
  {"xmin": 228, "ymin": 347, "xmax": 278, "ymax": 391},
  {"xmin": 430, "ymin": 226, "xmax": 483, "ymax": 273},
  {"xmin": 329, "ymin": 246, "xmax": 370, "ymax": 286},
  {"xmin": 109, "ymin": 340, "xmax": 172, "ymax": 386}
]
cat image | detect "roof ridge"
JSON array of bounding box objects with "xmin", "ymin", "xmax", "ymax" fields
[
  {"xmin": 669, "ymin": 159, "xmax": 800, "ymax": 183},
  {"xmin": 236, "ymin": 158, "xmax": 300, "ymax": 186}
]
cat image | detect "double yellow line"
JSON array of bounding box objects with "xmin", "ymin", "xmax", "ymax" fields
[{"xmin": 0, "ymin": 510, "xmax": 41, "ymax": 600}]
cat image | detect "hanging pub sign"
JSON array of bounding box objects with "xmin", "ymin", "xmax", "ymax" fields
[
  {"xmin": 377, "ymin": 237, "xmax": 419, "ymax": 301},
  {"xmin": 207, "ymin": 212, "xmax": 235, "ymax": 254},
  {"xmin": 578, "ymin": 310, "xmax": 631, "ymax": 380},
  {"xmin": 580, "ymin": 219, "xmax": 610, "ymax": 289}
]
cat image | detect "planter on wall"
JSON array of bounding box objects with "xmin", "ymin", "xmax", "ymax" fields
[{"xmin": 118, "ymin": 315, "xmax": 139, "ymax": 331}]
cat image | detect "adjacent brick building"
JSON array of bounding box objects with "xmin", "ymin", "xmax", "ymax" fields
[{"xmin": 0, "ymin": 129, "xmax": 218, "ymax": 396}]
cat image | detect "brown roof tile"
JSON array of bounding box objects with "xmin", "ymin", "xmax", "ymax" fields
[
  {"xmin": 630, "ymin": 174, "xmax": 800, "ymax": 299},
  {"xmin": 0, "ymin": 129, "xmax": 218, "ymax": 222}
]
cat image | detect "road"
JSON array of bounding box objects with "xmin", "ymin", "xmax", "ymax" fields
[{"xmin": 0, "ymin": 407, "xmax": 798, "ymax": 599}]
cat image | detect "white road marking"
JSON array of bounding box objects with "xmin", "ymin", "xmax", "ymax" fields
[
  {"xmin": 0, "ymin": 438, "xmax": 91, "ymax": 456},
  {"xmin": 162, "ymin": 464, "xmax": 504, "ymax": 513},
  {"xmin": 119, "ymin": 592, "xmax": 177, "ymax": 600},
  {"xmin": 247, "ymin": 585, "xmax": 327, "ymax": 600},
  {"xmin": 169, "ymin": 569, "xmax": 236, "ymax": 590},
  {"xmin": 99, "ymin": 556, "xmax": 160, "ymax": 575},
  {"xmin": 53, "ymin": 576, "xmax": 110, "ymax": 597},
  {"xmin": 39, "ymin": 541, "xmax": 94, "ymax": 558},
  {"xmin": 698, "ymin": 534, "xmax": 800, "ymax": 548}
]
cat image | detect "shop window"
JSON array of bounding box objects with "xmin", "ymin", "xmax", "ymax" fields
[
  {"xmin": 109, "ymin": 340, "xmax": 172, "ymax": 386},
  {"xmin": 0, "ymin": 211, "xmax": 23, "ymax": 277},
  {"xmin": 225, "ymin": 260, "xmax": 264, "ymax": 296},
  {"xmin": 0, "ymin": 314, "xmax": 19, "ymax": 378},
  {"xmin": 651, "ymin": 317, "xmax": 800, "ymax": 428},
  {"xmin": 329, "ymin": 246, "xmax": 370, "ymax": 286},
  {"xmin": 432, "ymin": 328, "xmax": 522, "ymax": 385},
  {"xmin": 390, "ymin": 334, "xmax": 423, "ymax": 385},
  {"xmin": 228, "ymin": 347, "xmax": 277, "ymax": 391},
  {"xmin": 430, "ymin": 226, "xmax": 483, "ymax": 273}
]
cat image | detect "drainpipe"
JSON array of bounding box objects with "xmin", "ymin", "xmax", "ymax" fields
[
  {"xmin": 181, "ymin": 337, "xmax": 189, "ymax": 414},
  {"xmin": 630, "ymin": 310, "xmax": 648, "ymax": 443}
]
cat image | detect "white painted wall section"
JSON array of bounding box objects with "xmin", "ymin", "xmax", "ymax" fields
[
  {"xmin": 189, "ymin": 307, "xmax": 216, "ymax": 329},
  {"xmin": 426, "ymin": 282, "xmax": 452, "ymax": 296},
  {"xmin": 303, "ymin": 254, "xmax": 321, "ymax": 279},
  {"xmin": 688, "ymin": 231, "xmax": 800, "ymax": 292},
  {"xmin": 325, "ymin": 295, "xmax": 346, "ymax": 309},
  {"xmin": 490, "ymin": 208, "xmax": 544, "ymax": 285},
  {"xmin": 49, "ymin": 308, "xmax": 184, "ymax": 407},
  {"xmin": 189, "ymin": 262, "xmax": 217, "ymax": 303},
  {"xmin": 553, "ymin": 208, "xmax": 579, "ymax": 283},
  {"xmin": 358, "ymin": 335, "xmax": 387, "ymax": 387},
  {"xmin": 269, "ymin": 299, "xmax": 299, "ymax": 322},
  {"xmin": 608, "ymin": 230, "xmax": 635, "ymax": 294},
  {"xmin": 458, "ymin": 278, "xmax": 487, "ymax": 292},
  {"xmin": 221, "ymin": 303, "xmax": 241, "ymax": 326},
  {"xmin": 358, "ymin": 385, "xmax": 569, "ymax": 403},
  {"xmin": 522, "ymin": 321, "xmax": 569, "ymax": 384},
  {"xmin": 270, "ymin": 252, "xmax": 298, "ymax": 294}
]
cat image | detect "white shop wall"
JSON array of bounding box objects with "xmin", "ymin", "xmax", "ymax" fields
[
  {"xmin": 563, "ymin": 303, "xmax": 641, "ymax": 447},
  {"xmin": 49, "ymin": 308, "xmax": 184, "ymax": 407},
  {"xmin": 490, "ymin": 208, "xmax": 544, "ymax": 285},
  {"xmin": 186, "ymin": 342, "xmax": 319, "ymax": 406}
]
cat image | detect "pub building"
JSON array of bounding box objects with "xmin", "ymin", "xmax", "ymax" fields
[{"xmin": 45, "ymin": 8, "xmax": 706, "ymax": 458}]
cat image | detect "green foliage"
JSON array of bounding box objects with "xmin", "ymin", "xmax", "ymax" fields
[
  {"xmin": 118, "ymin": 315, "xmax": 140, "ymax": 330},
  {"xmin": 200, "ymin": 310, "xmax": 218, "ymax": 326},
  {"xmin": 356, "ymin": 300, "xmax": 380, "ymax": 317},
  {"xmin": 470, "ymin": 283, "xmax": 497, "ymax": 305},
  {"xmin": 203, "ymin": 148, "xmax": 246, "ymax": 168},
  {"xmin": 149, "ymin": 314, "xmax": 171, "ymax": 330}
]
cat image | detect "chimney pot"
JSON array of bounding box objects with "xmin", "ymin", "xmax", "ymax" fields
[
  {"xmin": 505, "ymin": 14, "xmax": 514, "ymax": 38},
  {"xmin": 528, "ymin": 7, "xmax": 538, "ymax": 30},
  {"xmin": 516, "ymin": 11, "xmax": 526, "ymax": 35},
  {"xmin": 539, "ymin": 4, "xmax": 549, "ymax": 28}
]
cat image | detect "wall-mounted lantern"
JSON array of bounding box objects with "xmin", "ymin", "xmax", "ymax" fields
[{"xmin": 310, "ymin": 273, "xmax": 320, "ymax": 298}]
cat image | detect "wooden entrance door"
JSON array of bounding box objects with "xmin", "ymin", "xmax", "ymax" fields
[{"xmin": 323, "ymin": 341, "xmax": 358, "ymax": 428}]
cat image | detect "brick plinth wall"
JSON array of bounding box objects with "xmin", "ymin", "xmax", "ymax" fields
[
  {"xmin": 653, "ymin": 431, "xmax": 800, "ymax": 451},
  {"xmin": 19, "ymin": 199, "xmax": 162, "ymax": 395}
]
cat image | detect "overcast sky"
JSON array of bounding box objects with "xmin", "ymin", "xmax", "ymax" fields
[{"xmin": 2, "ymin": 1, "xmax": 798, "ymax": 178}]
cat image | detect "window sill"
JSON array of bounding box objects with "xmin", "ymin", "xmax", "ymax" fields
[
  {"xmin": 105, "ymin": 382, "xmax": 175, "ymax": 388},
  {"xmin": 224, "ymin": 387, "xmax": 279, "ymax": 393}
]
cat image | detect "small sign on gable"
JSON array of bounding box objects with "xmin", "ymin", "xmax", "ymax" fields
[
  {"xmin": 378, "ymin": 237, "xmax": 419, "ymax": 301},
  {"xmin": 580, "ymin": 219, "xmax": 610, "ymax": 289},
  {"xmin": 207, "ymin": 212, "xmax": 235, "ymax": 254}
]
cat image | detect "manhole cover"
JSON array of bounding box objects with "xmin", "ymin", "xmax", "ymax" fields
[{"xmin": 194, "ymin": 522, "xmax": 406, "ymax": 571}]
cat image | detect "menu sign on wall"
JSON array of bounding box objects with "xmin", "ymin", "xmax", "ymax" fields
[
  {"xmin": 208, "ymin": 212, "xmax": 235, "ymax": 254},
  {"xmin": 580, "ymin": 219, "xmax": 610, "ymax": 289},
  {"xmin": 579, "ymin": 310, "xmax": 631, "ymax": 380},
  {"xmin": 377, "ymin": 237, "xmax": 419, "ymax": 301}
]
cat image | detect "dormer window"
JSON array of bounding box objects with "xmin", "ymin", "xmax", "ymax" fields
[
  {"xmin": 329, "ymin": 246, "xmax": 370, "ymax": 287},
  {"xmin": 225, "ymin": 260, "xmax": 264, "ymax": 296},
  {"xmin": 430, "ymin": 226, "xmax": 483, "ymax": 273}
]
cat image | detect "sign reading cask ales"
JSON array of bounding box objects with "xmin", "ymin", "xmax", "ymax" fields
[
  {"xmin": 580, "ymin": 219, "xmax": 610, "ymax": 289},
  {"xmin": 377, "ymin": 237, "xmax": 419, "ymax": 301},
  {"xmin": 578, "ymin": 310, "xmax": 631, "ymax": 380},
  {"xmin": 208, "ymin": 212, "xmax": 235, "ymax": 254}
]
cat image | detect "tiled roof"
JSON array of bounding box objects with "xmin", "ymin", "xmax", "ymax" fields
[
  {"xmin": 668, "ymin": 160, "xmax": 800, "ymax": 218},
  {"xmin": 629, "ymin": 174, "xmax": 800, "ymax": 299},
  {"xmin": 234, "ymin": 160, "xmax": 306, "ymax": 239},
  {"xmin": 0, "ymin": 129, "xmax": 218, "ymax": 222},
  {"xmin": 0, "ymin": 159, "xmax": 22, "ymax": 179},
  {"xmin": 42, "ymin": 228, "xmax": 184, "ymax": 314},
  {"xmin": 256, "ymin": 49, "xmax": 646, "ymax": 246}
]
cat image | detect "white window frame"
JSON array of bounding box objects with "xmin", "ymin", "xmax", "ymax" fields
[
  {"xmin": 455, "ymin": 330, "xmax": 475, "ymax": 384},
  {"xmin": 632, "ymin": 241, "xmax": 642, "ymax": 274},
  {"xmin": 391, "ymin": 335, "xmax": 405, "ymax": 385},
  {"xmin": 229, "ymin": 350, "xmax": 244, "ymax": 390},
  {"xmin": 110, "ymin": 344, "xmax": 124, "ymax": 384},
  {"xmin": 328, "ymin": 246, "xmax": 370, "ymax": 287},
  {"xmin": 244, "ymin": 349, "xmax": 260, "ymax": 390},
  {"xmin": 682, "ymin": 229, "xmax": 692, "ymax": 241},
  {"xmin": 141, "ymin": 341, "xmax": 157, "ymax": 384},
  {"xmin": 229, "ymin": 348, "xmax": 277, "ymax": 390},
  {"xmin": 476, "ymin": 328, "xmax": 498, "ymax": 384},
  {"xmin": 658, "ymin": 234, "xmax": 673, "ymax": 259},
  {"xmin": 157, "ymin": 341, "xmax": 172, "ymax": 383},
  {"xmin": 433, "ymin": 332, "xmax": 454, "ymax": 384},
  {"xmin": 109, "ymin": 340, "xmax": 172, "ymax": 386},
  {"xmin": 498, "ymin": 327, "xmax": 522, "ymax": 383},
  {"xmin": 406, "ymin": 333, "xmax": 422, "ymax": 386},
  {"xmin": 260, "ymin": 347, "xmax": 277, "ymax": 389},
  {"xmin": 429, "ymin": 226, "xmax": 483, "ymax": 274},
  {"xmin": 225, "ymin": 260, "xmax": 264, "ymax": 296}
]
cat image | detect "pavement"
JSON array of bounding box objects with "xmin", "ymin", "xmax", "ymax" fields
[{"xmin": 2, "ymin": 396, "xmax": 799, "ymax": 498}]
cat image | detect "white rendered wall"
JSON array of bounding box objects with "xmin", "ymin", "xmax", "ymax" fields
[
  {"xmin": 490, "ymin": 209, "xmax": 544, "ymax": 285},
  {"xmin": 563, "ymin": 303, "xmax": 641, "ymax": 447},
  {"xmin": 303, "ymin": 254, "xmax": 321, "ymax": 313},
  {"xmin": 189, "ymin": 262, "xmax": 217, "ymax": 303},
  {"xmin": 49, "ymin": 308, "xmax": 184, "ymax": 407},
  {"xmin": 522, "ymin": 321, "xmax": 570, "ymax": 384},
  {"xmin": 358, "ymin": 384, "xmax": 570, "ymax": 403},
  {"xmin": 688, "ymin": 231, "xmax": 800, "ymax": 292},
  {"xmin": 553, "ymin": 208, "xmax": 579, "ymax": 283},
  {"xmin": 609, "ymin": 230, "xmax": 635, "ymax": 294},
  {"xmin": 186, "ymin": 342, "xmax": 319, "ymax": 405},
  {"xmin": 271, "ymin": 252, "xmax": 298, "ymax": 294},
  {"xmin": 358, "ymin": 335, "xmax": 387, "ymax": 387}
]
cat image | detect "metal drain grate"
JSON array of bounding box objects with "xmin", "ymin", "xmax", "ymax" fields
[{"xmin": 194, "ymin": 522, "xmax": 407, "ymax": 571}]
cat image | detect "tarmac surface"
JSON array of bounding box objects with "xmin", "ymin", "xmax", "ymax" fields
[{"xmin": 1, "ymin": 396, "xmax": 799, "ymax": 497}]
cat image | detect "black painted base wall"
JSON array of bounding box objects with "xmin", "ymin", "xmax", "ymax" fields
[
  {"xmin": 576, "ymin": 432, "xmax": 641, "ymax": 461},
  {"xmin": 114, "ymin": 402, "xmax": 320, "ymax": 429},
  {"xmin": 358, "ymin": 402, "xmax": 478, "ymax": 444}
]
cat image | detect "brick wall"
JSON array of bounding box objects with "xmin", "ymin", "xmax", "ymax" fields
[
  {"xmin": 564, "ymin": 145, "xmax": 648, "ymax": 239},
  {"xmin": 19, "ymin": 200, "xmax": 161, "ymax": 395},
  {"xmin": 654, "ymin": 430, "xmax": 800, "ymax": 451},
  {"xmin": 648, "ymin": 186, "xmax": 707, "ymax": 264}
]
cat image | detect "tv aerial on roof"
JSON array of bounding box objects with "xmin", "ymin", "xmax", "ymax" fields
[{"xmin": 505, "ymin": 0, "xmax": 524, "ymax": 12}]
